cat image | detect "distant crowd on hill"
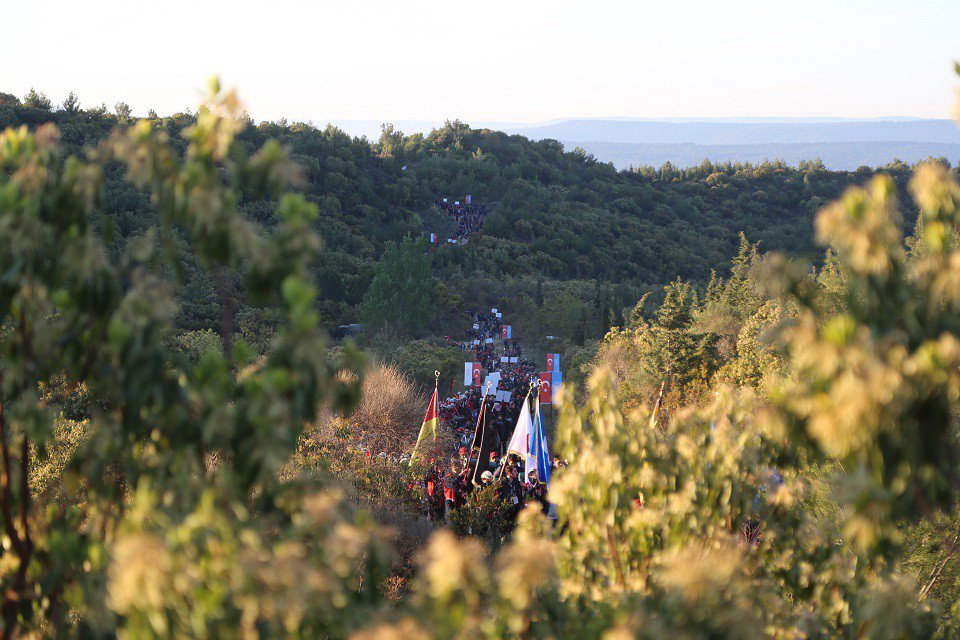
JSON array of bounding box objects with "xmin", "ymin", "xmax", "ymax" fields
[{"xmin": 434, "ymin": 197, "xmax": 488, "ymax": 244}]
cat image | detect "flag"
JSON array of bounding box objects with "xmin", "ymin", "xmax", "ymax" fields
[
  {"xmin": 470, "ymin": 399, "xmax": 497, "ymax": 485},
  {"xmin": 472, "ymin": 362, "xmax": 482, "ymax": 386},
  {"xmin": 466, "ymin": 194, "xmax": 472, "ymax": 204},
  {"xmin": 412, "ymin": 388, "xmax": 439, "ymax": 461},
  {"xmin": 501, "ymin": 325, "xmax": 512, "ymax": 339},
  {"xmin": 464, "ymin": 362, "xmax": 481, "ymax": 386},
  {"xmin": 506, "ymin": 396, "xmax": 533, "ymax": 459},
  {"xmin": 526, "ymin": 399, "xmax": 551, "ymax": 485},
  {"xmin": 539, "ymin": 372, "xmax": 553, "ymax": 404},
  {"xmin": 429, "ymin": 233, "xmax": 437, "ymax": 243},
  {"xmin": 546, "ymin": 353, "xmax": 560, "ymax": 372}
]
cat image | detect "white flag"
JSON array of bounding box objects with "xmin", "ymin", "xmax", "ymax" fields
[
  {"xmin": 506, "ymin": 397, "xmax": 532, "ymax": 458},
  {"xmin": 464, "ymin": 362, "xmax": 474, "ymax": 386}
]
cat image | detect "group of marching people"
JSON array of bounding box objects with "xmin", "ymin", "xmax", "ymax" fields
[
  {"xmin": 418, "ymin": 305, "xmax": 565, "ymax": 529},
  {"xmin": 420, "ymin": 449, "xmax": 565, "ymax": 524},
  {"xmin": 434, "ymin": 197, "xmax": 488, "ymax": 243}
]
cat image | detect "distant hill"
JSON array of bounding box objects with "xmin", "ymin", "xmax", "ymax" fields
[
  {"xmin": 507, "ymin": 119, "xmax": 960, "ymax": 145},
  {"xmin": 563, "ymin": 140, "xmax": 960, "ymax": 171},
  {"xmin": 505, "ymin": 119, "xmax": 960, "ymax": 169},
  {"xmin": 0, "ymin": 101, "xmax": 941, "ymax": 342}
]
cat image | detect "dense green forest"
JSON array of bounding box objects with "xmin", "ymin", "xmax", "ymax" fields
[{"xmin": 0, "ymin": 90, "xmax": 937, "ymax": 354}]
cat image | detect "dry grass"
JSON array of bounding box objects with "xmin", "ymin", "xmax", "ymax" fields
[{"xmin": 352, "ymin": 363, "xmax": 428, "ymax": 455}]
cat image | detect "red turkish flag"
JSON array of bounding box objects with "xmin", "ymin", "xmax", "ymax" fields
[
  {"xmin": 546, "ymin": 354, "xmax": 555, "ymax": 371},
  {"xmin": 472, "ymin": 363, "xmax": 482, "ymax": 386},
  {"xmin": 539, "ymin": 372, "xmax": 553, "ymax": 404}
]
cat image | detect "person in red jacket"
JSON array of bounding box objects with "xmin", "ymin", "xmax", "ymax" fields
[{"xmin": 423, "ymin": 462, "xmax": 445, "ymax": 521}]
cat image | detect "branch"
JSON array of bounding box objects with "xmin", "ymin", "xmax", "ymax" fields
[{"xmin": 919, "ymin": 526, "xmax": 960, "ymax": 599}]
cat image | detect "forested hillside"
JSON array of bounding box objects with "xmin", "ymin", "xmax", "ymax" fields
[{"xmin": 0, "ymin": 92, "xmax": 932, "ymax": 347}]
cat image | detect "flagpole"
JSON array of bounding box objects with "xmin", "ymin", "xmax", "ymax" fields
[{"xmin": 469, "ymin": 381, "xmax": 493, "ymax": 486}]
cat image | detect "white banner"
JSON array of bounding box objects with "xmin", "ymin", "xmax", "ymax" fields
[{"xmin": 464, "ymin": 362, "xmax": 474, "ymax": 386}]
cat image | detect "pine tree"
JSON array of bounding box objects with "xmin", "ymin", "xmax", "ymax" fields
[{"xmin": 61, "ymin": 91, "xmax": 80, "ymax": 113}]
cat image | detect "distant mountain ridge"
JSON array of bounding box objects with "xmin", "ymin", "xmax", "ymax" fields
[
  {"xmin": 499, "ymin": 118, "xmax": 960, "ymax": 170},
  {"xmin": 563, "ymin": 140, "xmax": 960, "ymax": 171},
  {"xmin": 506, "ymin": 119, "xmax": 960, "ymax": 145}
]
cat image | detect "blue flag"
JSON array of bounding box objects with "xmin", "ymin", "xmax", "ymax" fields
[{"xmin": 526, "ymin": 399, "xmax": 551, "ymax": 485}]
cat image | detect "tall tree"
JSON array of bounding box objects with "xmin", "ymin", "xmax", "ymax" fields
[
  {"xmin": 21, "ymin": 88, "xmax": 51, "ymax": 110},
  {"xmin": 61, "ymin": 91, "xmax": 80, "ymax": 113},
  {"xmin": 361, "ymin": 236, "xmax": 435, "ymax": 334}
]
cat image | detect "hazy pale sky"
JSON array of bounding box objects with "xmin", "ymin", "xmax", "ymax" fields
[{"xmin": 3, "ymin": 0, "xmax": 958, "ymax": 124}]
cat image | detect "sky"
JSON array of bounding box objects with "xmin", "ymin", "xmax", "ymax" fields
[{"xmin": 3, "ymin": 0, "xmax": 959, "ymax": 126}]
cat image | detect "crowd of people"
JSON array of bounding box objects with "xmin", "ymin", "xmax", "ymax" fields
[
  {"xmin": 421, "ymin": 307, "xmax": 565, "ymax": 526},
  {"xmin": 434, "ymin": 197, "xmax": 489, "ymax": 243},
  {"xmin": 420, "ymin": 451, "xmax": 565, "ymax": 524}
]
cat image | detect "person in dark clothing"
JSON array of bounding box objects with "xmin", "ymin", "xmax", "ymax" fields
[
  {"xmin": 488, "ymin": 451, "xmax": 500, "ymax": 475},
  {"xmin": 498, "ymin": 465, "xmax": 524, "ymax": 524},
  {"xmin": 525, "ymin": 469, "xmax": 549, "ymax": 515},
  {"xmin": 423, "ymin": 463, "xmax": 445, "ymax": 521}
]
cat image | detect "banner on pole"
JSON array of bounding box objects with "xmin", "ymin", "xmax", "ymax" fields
[
  {"xmin": 466, "ymin": 194, "xmax": 472, "ymax": 205},
  {"xmin": 544, "ymin": 353, "xmax": 560, "ymax": 372},
  {"xmin": 539, "ymin": 372, "xmax": 554, "ymax": 404},
  {"xmin": 464, "ymin": 362, "xmax": 474, "ymax": 386},
  {"xmin": 501, "ymin": 325, "xmax": 512, "ymax": 339},
  {"xmin": 472, "ymin": 362, "xmax": 482, "ymax": 386},
  {"xmin": 546, "ymin": 353, "xmax": 560, "ymax": 372}
]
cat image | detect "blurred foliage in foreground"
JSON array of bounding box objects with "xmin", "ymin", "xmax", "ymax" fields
[{"xmin": 3, "ymin": 76, "xmax": 960, "ymax": 638}]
